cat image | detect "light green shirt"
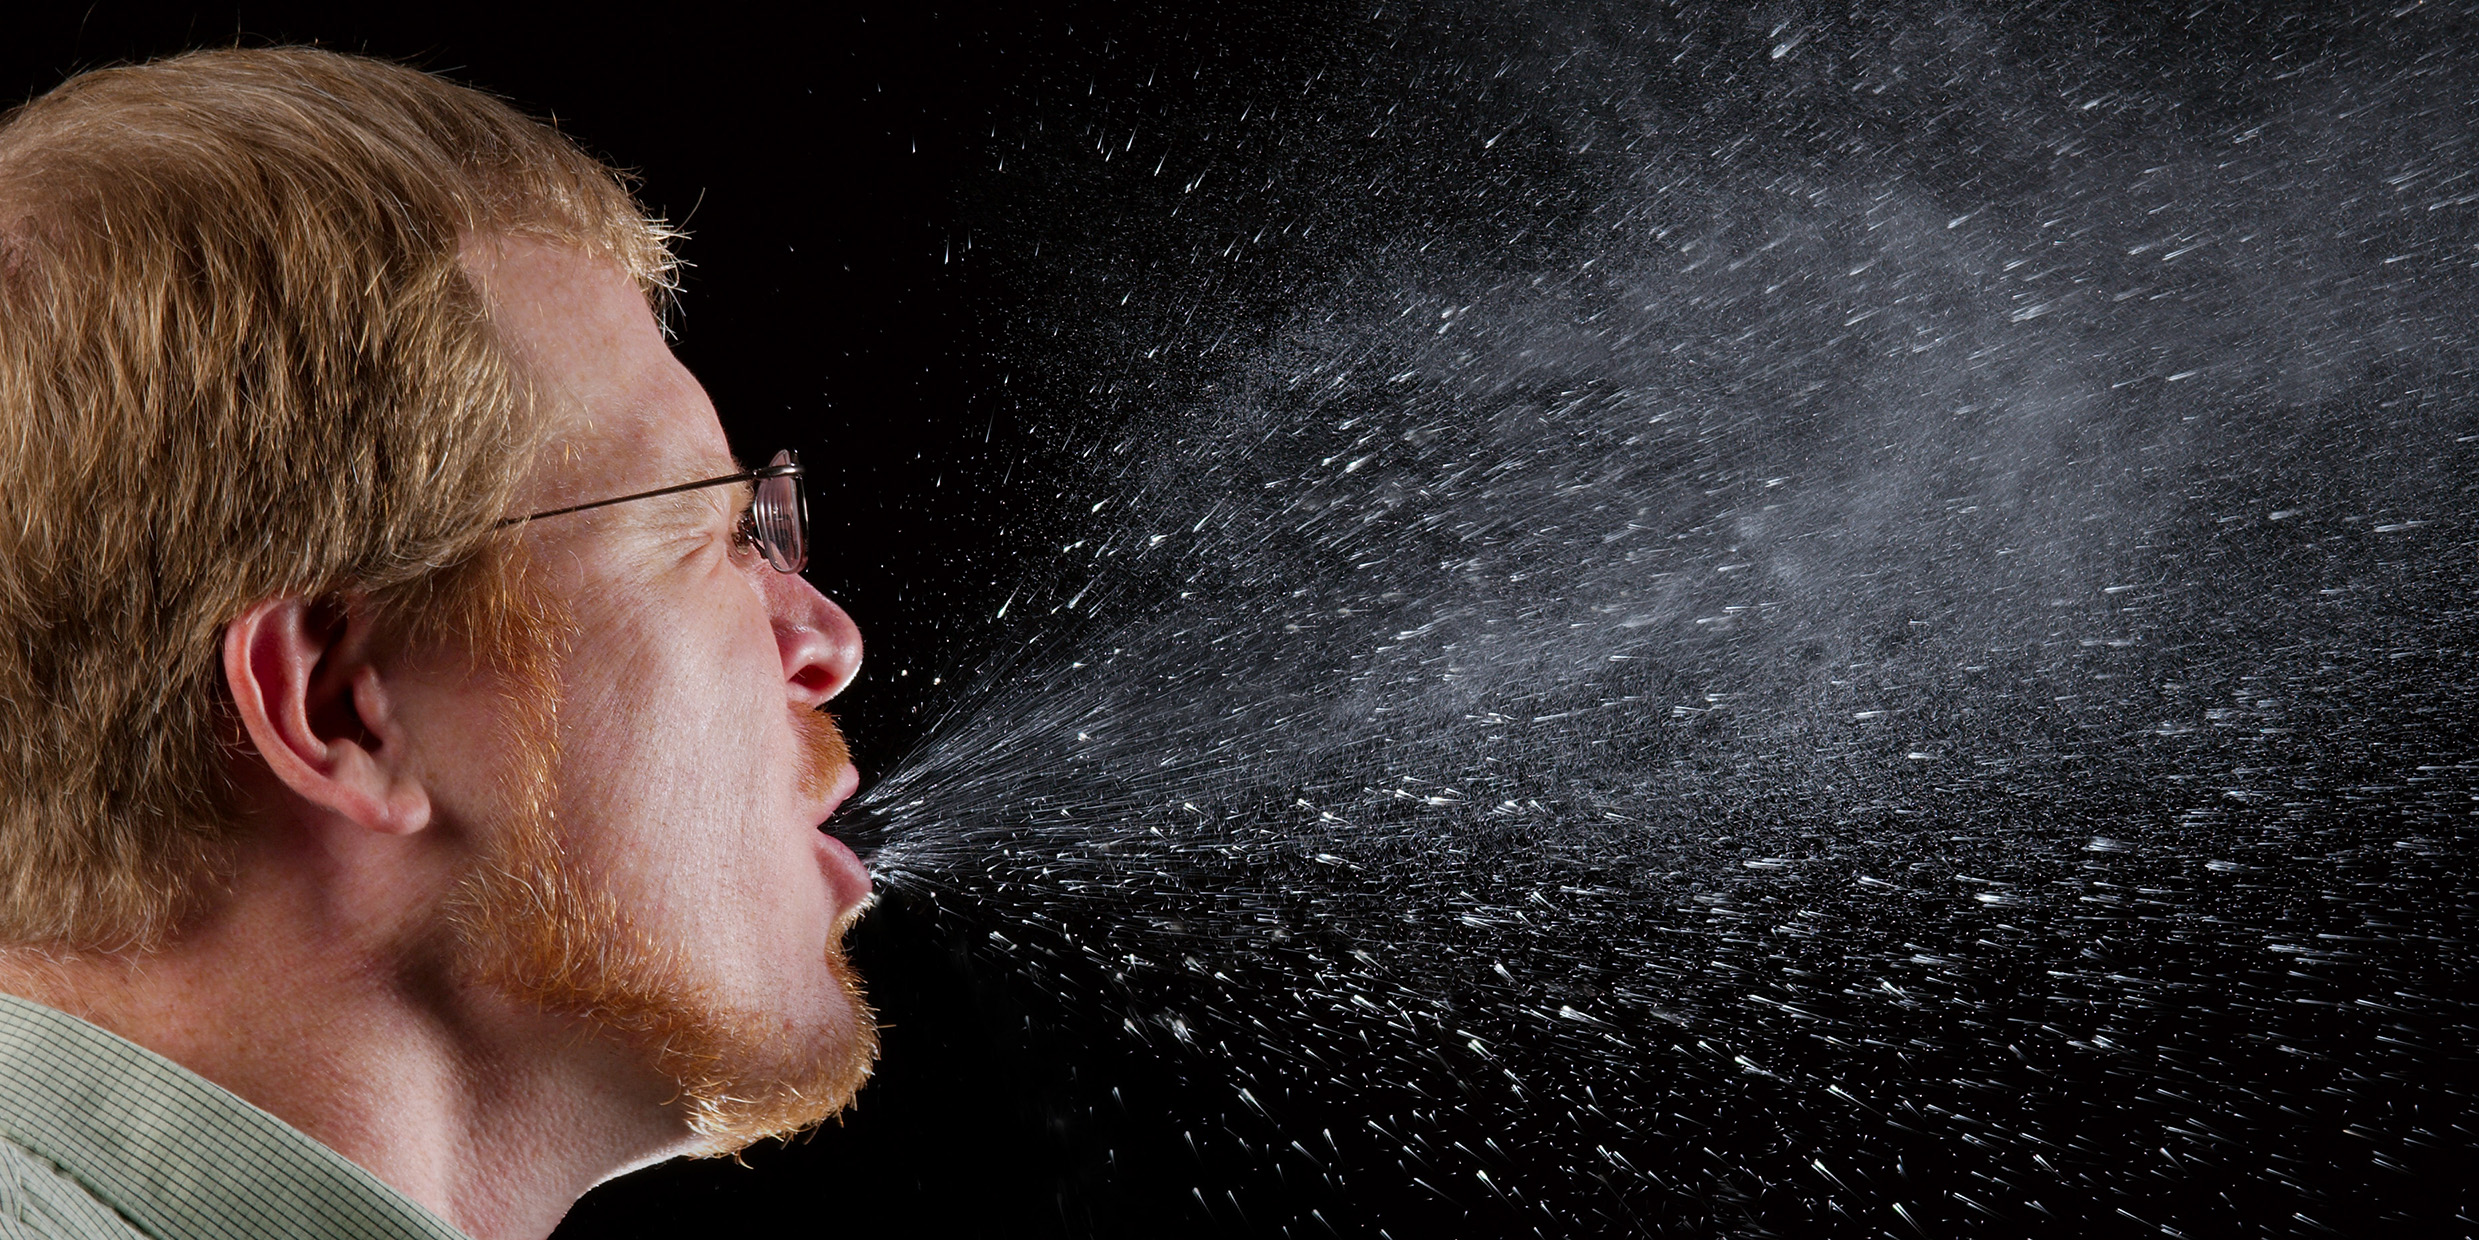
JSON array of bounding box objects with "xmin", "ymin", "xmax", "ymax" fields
[{"xmin": 0, "ymin": 993, "xmax": 470, "ymax": 1240}]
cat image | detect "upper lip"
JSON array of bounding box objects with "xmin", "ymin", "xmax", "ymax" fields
[{"xmin": 821, "ymin": 762, "xmax": 861, "ymax": 820}]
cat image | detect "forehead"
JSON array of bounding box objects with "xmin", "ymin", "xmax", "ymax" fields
[{"xmin": 459, "ymin": 235, "xmax": 732, "ymax": 510}]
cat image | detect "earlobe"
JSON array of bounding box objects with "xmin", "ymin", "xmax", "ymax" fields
[{"xmin": 223, "ymin": 599, "xmax": 432, "ymax": 837}]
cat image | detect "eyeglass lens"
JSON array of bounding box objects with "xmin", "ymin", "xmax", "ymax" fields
[{"xmin": 755, "ymin": 448, "xmax": 808, "ymax": 573}]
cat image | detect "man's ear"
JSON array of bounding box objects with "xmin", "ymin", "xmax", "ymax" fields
[{"xmin": 223, "ymin": 598, "xmax": 431, "ymax": 836}]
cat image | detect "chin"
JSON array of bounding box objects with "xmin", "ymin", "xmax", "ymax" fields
[
  {"xmin": 671, "ymin": 950, "xmax": 879, "ymax": 1155},
  {"xmin": 454, "ymin": 837, "xmax": 880, "ymax": 1156}
]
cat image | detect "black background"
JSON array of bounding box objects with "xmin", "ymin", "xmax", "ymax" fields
[{"xmin": 14, "ymin": 5, "xmax": 2478, "ymax": 1238}]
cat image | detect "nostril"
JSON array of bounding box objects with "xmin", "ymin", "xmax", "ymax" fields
[{"xmin": 791, "ymin": 663, "xmax": 837, "ymax": 696}]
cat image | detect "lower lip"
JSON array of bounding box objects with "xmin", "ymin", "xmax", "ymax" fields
[{"xmin": 816, "ymin": 826, "xmax": 873, "ymax": 916}]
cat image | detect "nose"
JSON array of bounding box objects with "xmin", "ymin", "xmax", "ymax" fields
[{"xmin": 767, "ymin": 570, "xmax": 863, "ymax": 707}]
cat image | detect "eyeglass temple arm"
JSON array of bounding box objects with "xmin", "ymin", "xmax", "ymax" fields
[{"xmin": 495, "ymin": 461, "xmax": 802, "ymax": 528}]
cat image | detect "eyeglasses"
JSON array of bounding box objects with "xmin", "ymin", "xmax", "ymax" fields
[{"xmin": 496, "ymin": 448, "xmax": 809, "ymax": 573}]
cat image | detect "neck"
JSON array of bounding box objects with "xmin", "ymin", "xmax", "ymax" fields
[{"xmin": 0, "ymin": 860, "xmax": 689, "ymax": 1240}]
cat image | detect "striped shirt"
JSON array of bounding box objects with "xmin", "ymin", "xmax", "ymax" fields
[{"xmin": 0, "ymin": 993, "xmax": 471, "ymax": 1240}]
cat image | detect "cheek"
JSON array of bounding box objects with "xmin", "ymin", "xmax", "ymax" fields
[{"xmin": 552, "ymin": 586, "xmax": 823, "ymax": 956}]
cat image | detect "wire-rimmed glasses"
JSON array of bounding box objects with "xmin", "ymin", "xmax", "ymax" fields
[{"xmin": 495, "ymin": 448, "xmax": 809, "ymax": 573}]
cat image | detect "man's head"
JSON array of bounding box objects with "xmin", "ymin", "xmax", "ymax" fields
[{"xmin": 0, "ymin": 47, "xmax": 874, "ymax": 1150}]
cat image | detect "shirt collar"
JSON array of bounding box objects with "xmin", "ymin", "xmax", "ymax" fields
[{"xmin": 0, "ymin": 993, "xmax": 471, "ymax": 1240}]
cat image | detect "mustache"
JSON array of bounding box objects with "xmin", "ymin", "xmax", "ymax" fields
[{"xmin": 796, "ymin": 709, "xmax": 852, "ymax": 802}]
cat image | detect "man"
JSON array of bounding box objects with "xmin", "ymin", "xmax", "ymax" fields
[{"xmin": 0, "ymin": 47, "xmax": 877, "ymax": 1240}]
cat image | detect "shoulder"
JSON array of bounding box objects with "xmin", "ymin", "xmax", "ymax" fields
[
  {"xmin": 0, "ymin": 1136, "xmax": 150, "ymax": 1239},
  {"xmin": 0, "ymin": 996, "xmax": 467, "ymax": 1240}
]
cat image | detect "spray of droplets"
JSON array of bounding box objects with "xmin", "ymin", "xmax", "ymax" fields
[{"xmin": 856, "ymin": 5, "xmax": 2477, "ymax": 1235}]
